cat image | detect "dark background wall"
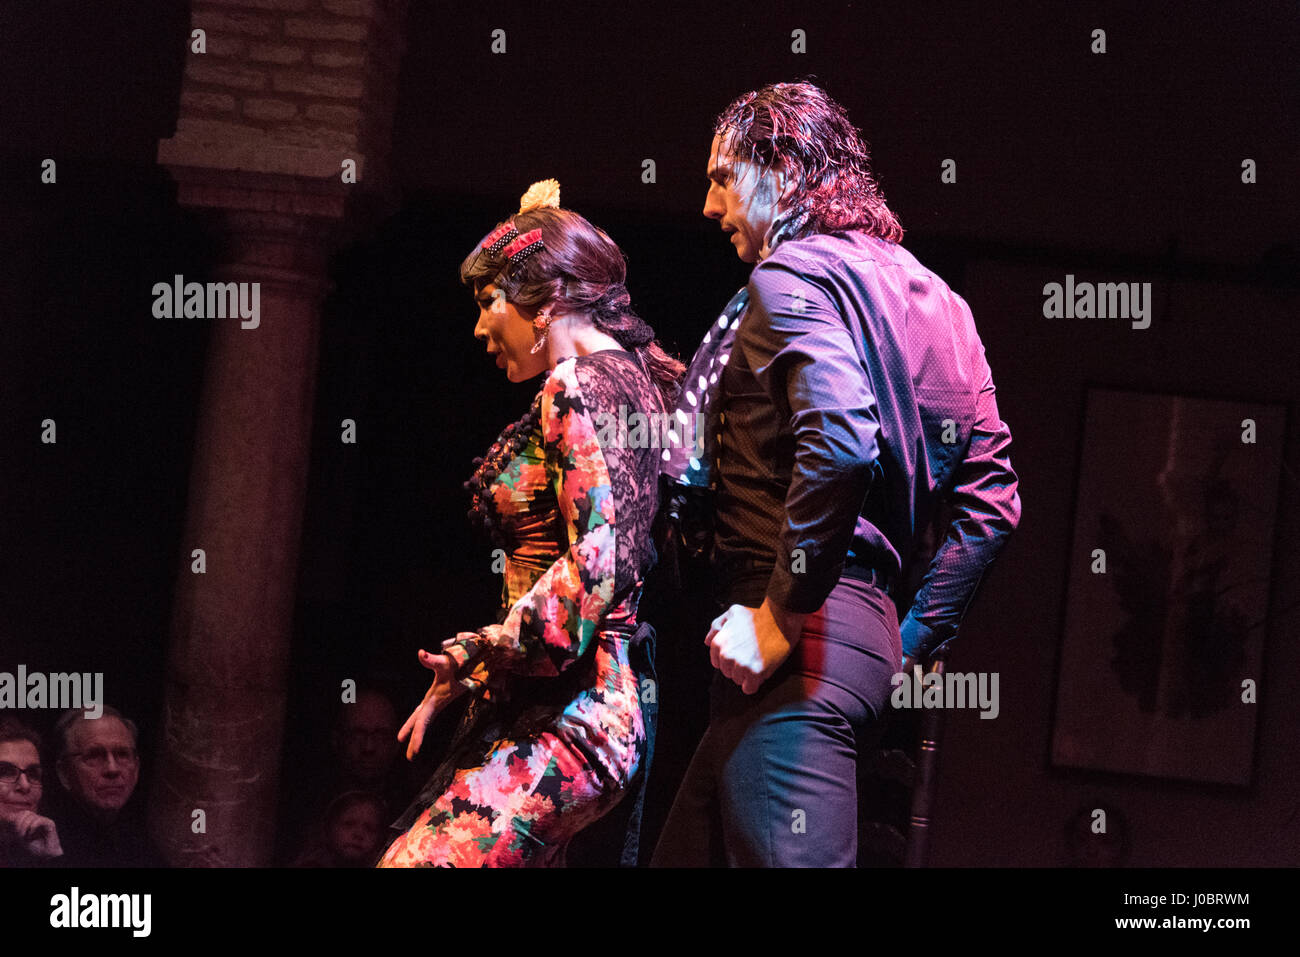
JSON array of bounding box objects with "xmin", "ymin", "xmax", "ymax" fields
[{"xmin": 2, "ymin": 0, "xmax": 1296, "ymax": 865}]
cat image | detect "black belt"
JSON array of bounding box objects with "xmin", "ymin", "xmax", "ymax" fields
[
  {"xmin": 841, "ymin": 560, "xmax": 895, "ymax": 594},
  {"xmin": 600, "ymin": 618, "xmax": 656, "ymax": 648},
  {"xmin": 715, "ymin": 554, "xmax": 896, "ymax": 596}
]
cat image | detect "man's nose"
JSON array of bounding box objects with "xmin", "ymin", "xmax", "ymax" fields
[{"xmin": 703, "ymin": 184, "xmax": 723, "ymax": 220}]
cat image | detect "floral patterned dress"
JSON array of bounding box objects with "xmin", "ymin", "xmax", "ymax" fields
[{"xmin": 377, "ymin": 351, "xmax": 665, "ymax": 867}]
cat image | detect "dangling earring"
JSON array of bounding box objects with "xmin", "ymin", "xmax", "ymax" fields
[{"xmin": 530, "ymin": 307, "xmax": 554, "ymax": 355}]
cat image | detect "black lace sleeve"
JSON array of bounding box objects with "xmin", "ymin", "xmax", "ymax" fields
[{"xmin": 572, "ymin": 351, "xmax": 668, "ymax": 601}]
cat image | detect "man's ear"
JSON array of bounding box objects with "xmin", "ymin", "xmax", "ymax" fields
[
  {"xmin": 772, "ymin": 159, "xmax": 795, "ymax": 209},
  {"xmin": 56, "ymin": 758, "xmax": 73, "ymax": 792}
]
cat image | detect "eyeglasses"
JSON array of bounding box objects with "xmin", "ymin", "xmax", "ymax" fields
[
  {"xmin": 67, "ymin": 746, "xmax": 138, "ymax": 770},
  {"xmin": 0, "ymin": 762, "xmax": 43, "ymax": 786}
]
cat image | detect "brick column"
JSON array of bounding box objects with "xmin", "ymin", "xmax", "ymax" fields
[{"xmin": 150, "ymin": 0, "xmax": 407, "ymax": 867}]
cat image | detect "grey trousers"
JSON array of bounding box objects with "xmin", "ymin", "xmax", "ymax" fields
[{"xmin": 650, "ymin": 576, "xmax": 901, "ymax": 867}]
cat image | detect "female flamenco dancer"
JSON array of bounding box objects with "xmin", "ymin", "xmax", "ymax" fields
[{"xmin": 377, "ymin": 180, "xmax": 684, "ymax": 867}]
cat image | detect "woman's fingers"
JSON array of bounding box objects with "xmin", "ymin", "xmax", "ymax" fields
[
  {"xmin": 399, "ymin": 653, "xmax": 464, "ymax": 761},
  {"xmin": 396, "ymin": 709, "xmax": 415, "ymax": 743},
  {"xmin": 398, "ymin": 682, "xmax": 436, "ymax": 757},
  {"xmin": 406, "ymin": 703, "xmax": 431, "ymax": 760},
  {"xmin": 398, "ymin": 683, "xmax": 433, "ymax": 742},
  {"xmin": 407, "ymin": 712, "xmax": 424, "ymax": 759}
]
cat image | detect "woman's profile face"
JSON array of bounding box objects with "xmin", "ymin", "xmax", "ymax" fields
[{"xmin": 473, "ymin": 284, "xmax": 548, "ymax": 382}]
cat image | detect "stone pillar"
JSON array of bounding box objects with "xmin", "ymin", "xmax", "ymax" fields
[{"xmin": 149, "ymin": 0, "xmax": 406, "ymax": 867}]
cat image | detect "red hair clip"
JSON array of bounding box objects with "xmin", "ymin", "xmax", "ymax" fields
[
  {"xmin": 480, "ymin": 222, "xmax": 519, "ymax": 255},
  {"xmin": 503, "ymin": 228, "xmax": 544, "ymax": 264}
]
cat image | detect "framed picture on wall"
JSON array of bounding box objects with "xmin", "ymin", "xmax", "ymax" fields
[{"xmin": 1049, "ymin": 386, "xmax": 1286, "ymax": 786}]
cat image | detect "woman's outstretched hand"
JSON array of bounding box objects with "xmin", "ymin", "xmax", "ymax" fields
[{"xmin": 397, "ymin": 645, "xmax": 468, "ymax": 761}]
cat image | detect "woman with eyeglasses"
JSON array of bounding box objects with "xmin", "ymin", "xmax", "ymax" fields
[{"xmin": 0, "ymin": 718, "xmax": 63, "ymax": 866}]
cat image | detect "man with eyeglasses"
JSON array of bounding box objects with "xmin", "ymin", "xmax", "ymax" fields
[
  {"xmin": 52, "ymin": 706, "xmax": 164, "ymax": 867},
  {"xmin": 0, "ymin": 717, "xmax": 64, "ymax": 865}
]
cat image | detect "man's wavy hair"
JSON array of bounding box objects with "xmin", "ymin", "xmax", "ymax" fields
[{"xmin": 714, "ymin": 81, "xmax": 903, "ymax": 243}]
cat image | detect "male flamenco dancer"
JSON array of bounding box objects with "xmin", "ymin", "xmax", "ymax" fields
[{"xmin": 652, "ymin": 81, "xmax": 1022, "ymax": 867}]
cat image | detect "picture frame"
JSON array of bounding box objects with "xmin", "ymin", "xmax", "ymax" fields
[{"xmin": 1050, "ymin": 386, "xmax": 1286, "ymax": 786}]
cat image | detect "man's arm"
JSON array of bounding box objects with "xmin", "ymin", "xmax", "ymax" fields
[
  {"xmin": 899, "ymin": 339, "xmax": 1021, "ymax": 661},
  {"xmin": 740, "ymin": 256, "xmax": 881, "ymax": 616}
]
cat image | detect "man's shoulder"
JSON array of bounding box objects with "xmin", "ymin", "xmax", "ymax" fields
[{"xmin": 758, "ymin": 230, "xmax": 923, "ymax": 281}]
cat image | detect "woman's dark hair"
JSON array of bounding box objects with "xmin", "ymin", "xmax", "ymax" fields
[
  {"xmin": 460, "ymin": 205, "xmax": 685, "ymax": 408},
  {"xmin": 714, "ymin": 80, "xmax": 904, "ymax": 243},
  {"xmin": 0, "ymin": 717, "xmax": 42, "ymax": 753},
  {"xmin": 323, "ymin": 790, "xmax": 386, "ymax": 826}
]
